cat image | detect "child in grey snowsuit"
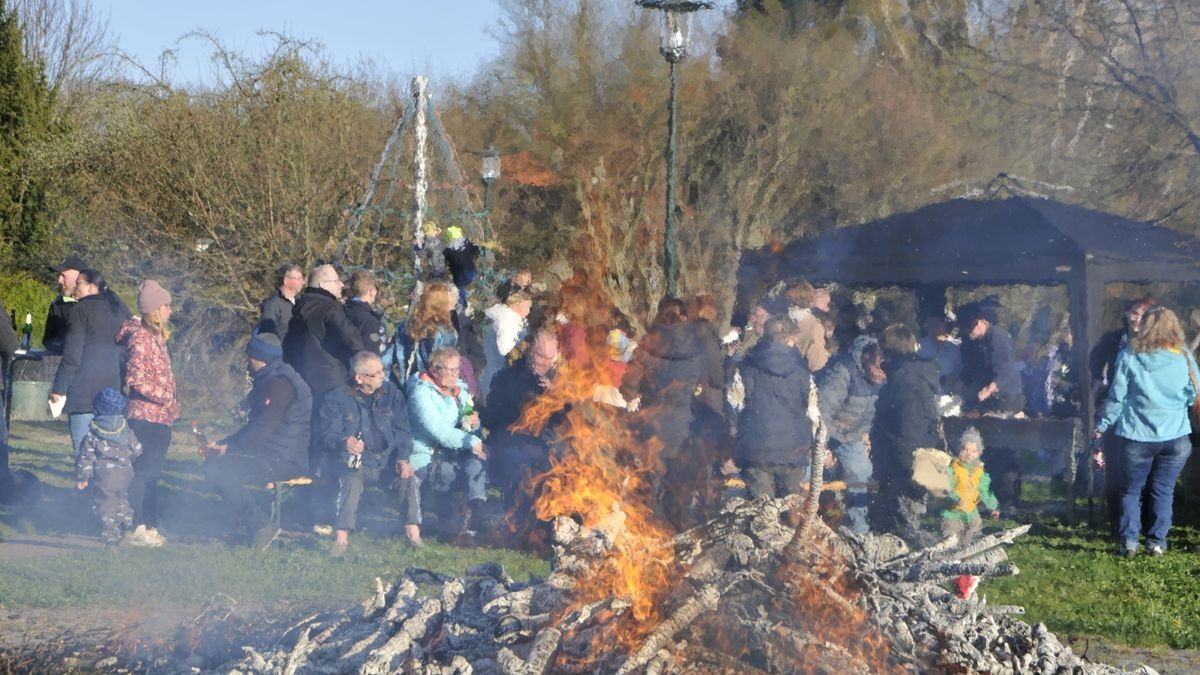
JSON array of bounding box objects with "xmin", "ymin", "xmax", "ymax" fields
[{"xmin": 76, "ymin": 388, "xmax": 143, "ymax": 545}]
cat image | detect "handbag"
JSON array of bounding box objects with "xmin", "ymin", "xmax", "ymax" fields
[{"xmin": 912, "ymin": 418, "xmax": 952, "ymax": 496}]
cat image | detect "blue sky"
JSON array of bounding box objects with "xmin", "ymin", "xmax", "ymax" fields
[{"xmin": 96, "ymin": 0, "xmax": 506, "ymax": 84}]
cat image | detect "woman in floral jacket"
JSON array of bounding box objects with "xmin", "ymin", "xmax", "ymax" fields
[{"xmin": 115, "ymin": 280, "xmax": 180, "ymax": 547}]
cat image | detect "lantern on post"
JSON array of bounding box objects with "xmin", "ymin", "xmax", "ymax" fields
[{"xmin": 636, "ymin": 0, "xmax": 713, "ymax": 297}]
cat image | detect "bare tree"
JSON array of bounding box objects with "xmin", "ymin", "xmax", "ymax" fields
[{"xmin": 11, "ymin": 0, "xmax": 115, "ymax": 110}]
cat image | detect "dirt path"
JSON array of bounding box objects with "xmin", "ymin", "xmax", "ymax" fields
[{"xmin": 0, "ymin": 532, "xmax": 104, "ymax": 560}]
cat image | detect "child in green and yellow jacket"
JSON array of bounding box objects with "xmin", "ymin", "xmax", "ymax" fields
[{"xmin": 941, "ymin": 426, "xmax": 1000, "ymax": 544}]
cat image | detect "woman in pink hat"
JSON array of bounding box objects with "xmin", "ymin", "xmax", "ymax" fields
[{"xmin": 115, "ymin": 280, "xmax": 180, "ymax": 547}]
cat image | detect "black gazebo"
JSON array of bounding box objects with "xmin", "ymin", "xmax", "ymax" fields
[{"xmin": 736, "ymin": 196, "xmax": 1200, "ymax": 516}]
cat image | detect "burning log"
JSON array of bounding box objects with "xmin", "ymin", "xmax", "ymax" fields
[{"xmin": 216, "ymin": 499, "xmax": 1150, "ymax": 675}]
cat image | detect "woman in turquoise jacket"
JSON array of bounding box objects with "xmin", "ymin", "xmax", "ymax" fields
[
  {"xmin": 1095, "ymin": 306, "xmax": 1197, "ymax": 557},
  {"xmin": 407, "ymin": 346, "xmax": 488, "ymax": 537}
]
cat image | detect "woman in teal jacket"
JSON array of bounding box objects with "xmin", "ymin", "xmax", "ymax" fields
[
  {"xmin": 1095, "ymin": 307, "xmax": 1197, "ymax": 557},
  {"xmin": 407, "ymin": 346, "xmax": 488, "ymax": 537}
]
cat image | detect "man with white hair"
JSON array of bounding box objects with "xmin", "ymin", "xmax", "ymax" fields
[{"xmin": 282, "ymin": 264, "xmax": 366, "ymax": 473}]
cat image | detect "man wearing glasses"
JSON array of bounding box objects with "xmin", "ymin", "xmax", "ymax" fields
[
  {"xmin": 257, "ymin": 263, "xmax": 306, "ymax": 343},
  {"xmin": 319, "ymin": 351, "xmax": 413, "ymax": 555}
]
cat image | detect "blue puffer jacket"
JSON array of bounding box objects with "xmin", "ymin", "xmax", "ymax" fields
[
  {"xmin": 1097, "ymin": 347, "xmax": 1197, "ymax": 442},
  {"xmin": 407, "ymin": 373, "xmax": 481, "ymax": 471},
  {"xmin": 735, "ymin": 338, "xmax": 813, "ymax": 466}
]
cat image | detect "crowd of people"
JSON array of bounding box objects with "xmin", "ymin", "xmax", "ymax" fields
[{"xmin": 16, "ymin": 242, "xmax": 1200, "ymax": 560}]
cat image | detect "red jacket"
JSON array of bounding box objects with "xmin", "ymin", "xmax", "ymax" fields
[{"xmin": 116, "ymin": 318, "xmax": 180, "ymax": 426}]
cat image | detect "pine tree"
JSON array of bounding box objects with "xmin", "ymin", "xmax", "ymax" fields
[{"xmin": 0, "ymin": 0, "xmax": 58, "ymax": 273}]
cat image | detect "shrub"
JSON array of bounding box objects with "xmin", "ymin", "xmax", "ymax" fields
[{"xmin": 0, "ymin": 273, "xmax": 57, "ymax": 345}]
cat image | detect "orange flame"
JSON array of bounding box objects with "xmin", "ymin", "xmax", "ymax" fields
[{"xmin": 514, "ymin": 331, "xmax": 676, "ymax": 649}]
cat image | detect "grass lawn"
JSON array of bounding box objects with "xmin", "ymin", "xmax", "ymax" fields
[
  {"xmin": 2, "ymin": 420, "xmax": 1200, "ymax": 654},
  {"xmin": 0, "ymin": 420, "xmax": 549, "ymax": 612}
]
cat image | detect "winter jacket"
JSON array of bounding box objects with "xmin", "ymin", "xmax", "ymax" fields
[
  {"xmin": 480, "ymin": 303, "xmax": 527, "ymax": 400},
  {"xmin": 282, "ymin": 287, "xmax": 365, "ymax": 397},
  {"xmin": 77, "ymin": 415, "xmax": 143, "ymax": 482},
  {"xmin": 482, "ymin": 357, "xmax": 556, "ymax": 446},
  {"xmin": 1096, "ymin": 347, "xmax": 1197, "ymax": 442},
  {"xmin": 941, "ymin": 458, "xmax": 998, "ymax": 522},
  {"xmin": 257, "ymin": 290, "xmax": 295, "ymax": 343},
  {"xmin": 689, "ymin": 319, "xmax": 726, "ymax": 418},
  {"xmin": 344, "ymin": 298, "xmax": 386, "ymax": 356},
  {"xmin": 444, "ymin": 239, "xmax": 481, "ymax": 289},
  {"xmin": 407, "ymin": 373, "xmax": 481, "ymax": 472},
  {"xmin": 622, "ymin": 321, "xmax": 705, "ymax": 457},
  {"xmin": 42, "ymin": 295, "xmax": 75, "ymax": 354},
  {"xmin": 384, "ymin": 322, "xmax": 459, "ymax": 387},
  {"xmin": 871, "ymin": 354, "xmax": 942, "ymax": 479},
  {"xmin": 1090, "ymin": 329, "xmax": 1128, "ymax": 404},
  {"xmin": 222, "ymin": 359, "xmax": 312, "ymax": 471},
  {"xmin": 818, "ymin": 335, "xmax": 882, "ymax": 448},
  {"xmin": 116, "ymin": 318, "xmax": 180, "ymax": 426},
  {"xmin": 960, "ymin": 326, "xmax": 1024, "ymax": 412},
  {"xmin": 52, "ymin": 292, "xmax": 132, "ymax": 414},
  {"xmin": 735, "ymin": 338, "xmax": 813, "ymax": 466},
  {"xmin": 319, "ymin": 381, "xmax": 413, "ymax": 477}
]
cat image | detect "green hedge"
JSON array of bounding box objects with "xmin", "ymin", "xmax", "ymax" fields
[{"xmin": 0, "ymin": 273, "xmax": 59, "ymax": 346}]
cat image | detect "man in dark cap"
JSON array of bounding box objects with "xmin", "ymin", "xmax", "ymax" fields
[
  {"xmin": 44, "ymin": 255, "xmax": 88, "ymax": 354},
  {"xmin": 958, "ymin": 299, "xmax": 1025, "ymax": 510},
  {"xmin": 201, "ymin": 333, "xmax": 312, "ymax": 549}
]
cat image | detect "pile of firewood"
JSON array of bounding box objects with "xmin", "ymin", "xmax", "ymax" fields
[{"xmin": 219, "ymin": 493, "xmax": 1155, "ymax": 675}]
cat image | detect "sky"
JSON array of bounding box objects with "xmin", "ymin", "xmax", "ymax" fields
[{"xmin": 94, "ymin": 0, "xmax": 507, "ymax": 85}]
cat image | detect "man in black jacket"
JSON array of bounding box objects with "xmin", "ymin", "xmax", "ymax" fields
[
  {"xmin": 483, "ymin": 329, "xmax": 559, "ymax": 524},
  {"xmin": 343, "ymin": 270, "xmax": 386, "ymax": 356},
  {"xmin": 43, "ymin": 255, "xmax": 87, "ymax": 354},
  {"xmin": 869, "ymin": 324, "xmax": 943, "ymax": 547},
  {"xmin": 319, "ymin": 351, "xmax": 412, "ymax": 555},
  {"xmin": 257, "ymin": 262, "xmax": 305, "ymax": 343},
  {"xmin": 203, "ymin": 334, "xmax": 312, "ymax": 549},
  {"xmin": 958, "ymin": 300, "xmax": 1025, "ymax": 509},
  {"xmin": 734, "ymin": 315, "xmax": 814, "ymax": 500},
  {"xmin": 282, "ymin": 264, "xmax": 366, "ymax": 472}
]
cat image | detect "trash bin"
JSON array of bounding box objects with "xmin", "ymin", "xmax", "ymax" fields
[{"xmin": 9, "ymin": 351, "xmax": 60, "ymax": 422}]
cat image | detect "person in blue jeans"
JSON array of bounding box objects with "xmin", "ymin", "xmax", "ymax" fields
[{"xmin": 1095, "ymin": 306, "xmax": 1197, "ymax": 558}]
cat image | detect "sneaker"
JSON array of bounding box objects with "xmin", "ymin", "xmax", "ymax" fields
[
  {"xmin": 121, "ymin": 524, "xmax": 162, "ymax": 548},
  {"xmin": 1118, "ymin": 546, "xmax": 1137, "ymax": 559},
  {"xmin": 1147, "ymin": 544, "xmax": 1165, "ymax": 557},
  {"xmin": 252, "ymin": 524, "xmax": 282, "ymax": 551}
]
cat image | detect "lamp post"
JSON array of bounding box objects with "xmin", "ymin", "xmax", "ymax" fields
[
  {"xmin": 636, "ymin": 0, "xmax": 712, "ymax": 298},
  {"xmin": 481, "ymin": 145, "xmax": 501, "ymax": 217}
]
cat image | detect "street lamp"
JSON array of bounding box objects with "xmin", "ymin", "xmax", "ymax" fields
[{"xmin": 636, "ymin": 0, "xmax": 712, "ymax": 297}]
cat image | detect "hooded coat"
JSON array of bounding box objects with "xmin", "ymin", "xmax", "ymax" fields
[
  {"xmin": 76, "ymin": 414, "xmax": 143, "ymax": 482},
  {"xmin": 282, "ymin": 287, "xmax": 365, "ymax": 397},
  {"xmin": 1096, "ymin": 347, "xmax": 1197, "ymax": 442},
  {"xmin": 818, "ymin": 335, "xmax": 882, "ymax": 448},
  {"xmin": 871, "ymin": 353, "xmax": 942, "ymax": 479},
  {"xmin": 734, "ymin": 338, "xmax": 813, "ymax": 466},
  {"xmin": 52, "ymin": 292, "xmax": 132, "ymax": 414},
  {"xmin": 222, "ymin": 359, "xmax": 312, "ymax": 472},
  {"xmin": 622, "ymin": 321, "xmax": 705, "ymax": 458},
  {"xmin": 116, "ymin": 318, "xmax": 180, "ymax": 426}
]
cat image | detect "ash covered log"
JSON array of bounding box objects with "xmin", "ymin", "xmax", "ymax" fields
[{"xmin": 218, "ymin": 498, "xmax": 1155, "ymax": 675}]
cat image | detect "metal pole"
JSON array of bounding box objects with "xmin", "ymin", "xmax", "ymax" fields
[
  {"xmin": 664, "ymin": 58, "xmax": 679, "ymax": 297},
  {"xmin": 484, "ymin": 180, "xmax": 494, "ymax": 225}
]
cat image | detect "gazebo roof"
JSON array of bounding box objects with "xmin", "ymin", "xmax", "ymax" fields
[{"xmin": 737, "ymin": 197, "xmax": 1200, "ymax": 298}]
